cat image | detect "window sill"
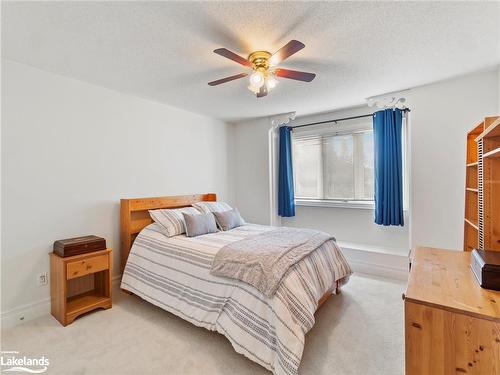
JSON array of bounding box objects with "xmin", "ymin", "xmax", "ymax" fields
[{"xmin": 295, "ymin": 199, "xmax": 375, "ymax": 210}]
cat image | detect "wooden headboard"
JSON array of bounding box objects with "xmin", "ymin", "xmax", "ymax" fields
[{"xmin": 120, "ymin": 193, "xmax": 217, "ymax": 273}]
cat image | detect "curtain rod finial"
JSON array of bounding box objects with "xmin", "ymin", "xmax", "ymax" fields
[{"xmin": 270, "ymin": 112, "xmax": 296, "ymax": 127}]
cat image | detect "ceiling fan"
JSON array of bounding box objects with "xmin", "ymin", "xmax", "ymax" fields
[{"xmin": 208, "ymin": 40, "xmax": 316, "ymax": 98}]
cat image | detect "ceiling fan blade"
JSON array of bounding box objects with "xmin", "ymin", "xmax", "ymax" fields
[
  {"xmin": 270, "ymin": 40, "xmax": 305, "ymax": 65},
  {"xmin": 256, "ymin": 85, "xmax": 268, "ymax": 98},
  {"xmin": 213, "ymin": 48, "xmax": 251, "ymax": 67},
  {"xmin": 275, "ymin": 68, "xmax": 316, "ymax": 82},
  {"xmin": 208, "ymin": 73, "xmax": 248, "ymax": 86}
]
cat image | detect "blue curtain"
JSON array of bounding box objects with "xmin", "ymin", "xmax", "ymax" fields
[
  {"xmin": 278, "ymin": 126, "xmax": 295, "ymax": 217},
  {"xmin": 373, "ymin": 109, "xmax": 404, "ymax": 226}
]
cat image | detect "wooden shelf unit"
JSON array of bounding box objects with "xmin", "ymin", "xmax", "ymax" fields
[
  {"xmin": 50, "ymin": 248, "xmax": 112, "ymax": 326},
  {"xmin": 483, "ymin": 147, "xmax": 500, "ymax": 159},
  {"xmin": 464, "ymin": 122, "xmax": 484, "ymax": 251},
  {"xmin": 476, "ymin": 116, "xmax": 500, "ymax": 252},
  {"xmin": 464, "ymin": 116, "xmax": 500, "ymax": 252},
  {"xmin": 476, "ymin": 117, "xmax": 500, "ymax": 142}
]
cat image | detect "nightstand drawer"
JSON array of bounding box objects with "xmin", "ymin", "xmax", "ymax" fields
[{"xmin": 67, "ymin": 254, "xmax": 108, "ymax": 280}]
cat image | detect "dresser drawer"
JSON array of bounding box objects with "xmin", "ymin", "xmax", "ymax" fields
[{"xmin": 66, "ymin": 254, "xmax": 108, "ymax": 280}]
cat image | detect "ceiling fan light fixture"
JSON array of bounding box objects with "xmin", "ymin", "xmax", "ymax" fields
[
  {"xmin": 247, "ymin": 83, "xmax": 260, "ymax": 94},
  {"xmin": 249, "ymin": 71, "xmax": 264, "ymax": 87},
  {"xmin": 209, "ymin": 41, "xmax": 315, "ymax": 98},
  {"xmin": 266, "ymin": 74, "xmax": 279, "ymax": 90}
]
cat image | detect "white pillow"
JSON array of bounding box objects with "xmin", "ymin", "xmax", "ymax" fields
[
  {"xmin": 192, "ymin": 201, "xmax": 233, "ymax": 214},
  {"xmin": 149, "ymin": 207, "xmax": 200, "ymax": 237}
]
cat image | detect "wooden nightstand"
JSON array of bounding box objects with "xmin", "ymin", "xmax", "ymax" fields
[{"xmin": 50, "ymin": 248, "xmax": 112, "ymax": 326}]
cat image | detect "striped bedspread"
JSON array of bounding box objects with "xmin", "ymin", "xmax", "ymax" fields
[{"xmin": 121, "ymin": 223, "xmax": 352, "ymax": 375}]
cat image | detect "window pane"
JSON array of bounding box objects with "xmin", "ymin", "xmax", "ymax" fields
[
  {"xmin": 323, "ymin": 135, "xmax": 354, "ymax": 199},
  {"xmin": 292, "ymin": 138, "xmax": 322, "ymax": 199},
  {"xmin": 354, "ymin": 131, "xmax": 374, "ymax": 200},
  {"xmin": 292, "ymin": 128, "xmax": 376, "ymax": 203}
]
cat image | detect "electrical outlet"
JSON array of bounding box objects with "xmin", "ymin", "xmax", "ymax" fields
[{"xmin": 37, "ymin": 272, "xmax": 48, "ymax": 286}]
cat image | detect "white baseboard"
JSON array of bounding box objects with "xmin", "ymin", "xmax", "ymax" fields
[
  {"xmin": 1, "ymin": 275, "xmax": 122, "ymax": 330},
  {"xmin": 348, "ymin": 260, "xmax": 409, "ymax": 281},
  {"xmin": 1, "ymin": 298, "xmax": 52, "ymax": 331},
  {"xmin": 338, "ymin": 242, "xmax": 410, "ymax": 281}
]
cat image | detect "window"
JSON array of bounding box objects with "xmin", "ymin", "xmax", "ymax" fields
[{"xmin": 293, "ymin": 125, "xmax": 379, "ymax": 208}]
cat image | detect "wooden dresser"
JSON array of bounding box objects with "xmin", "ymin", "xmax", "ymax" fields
[{"xmin": 404, "ymin": 247, "xmax": 500, "ymax": 375}]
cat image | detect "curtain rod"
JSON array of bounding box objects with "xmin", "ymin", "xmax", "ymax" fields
[{"xmin": 290, "ymin": 108, "xmax": 410, "ymax": 130}]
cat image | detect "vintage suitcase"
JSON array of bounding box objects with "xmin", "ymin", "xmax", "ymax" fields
[
  {"xmin": 53, "ymin": 235, "xmax": 106, "ymax": 257},
  {"xmin": 470, "ymin": 249, "xmax": 500, "ymax": 291}
]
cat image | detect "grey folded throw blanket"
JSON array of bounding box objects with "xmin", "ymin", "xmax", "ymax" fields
[{"xmin": 210, "ymin": 227, "xmax": 334, "ymax": 297}]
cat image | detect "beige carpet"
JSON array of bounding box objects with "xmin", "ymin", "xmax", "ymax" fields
[{"xmin": 1, "ymin": 274, "xmax": 406, "ymax": 375}]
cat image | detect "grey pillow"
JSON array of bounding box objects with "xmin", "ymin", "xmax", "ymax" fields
[
  {"xmin": 182, "ymin": 212, "xmax": 218, "ymax": 237},
  {"xmin": 213, "ymin": 208, "xmax": 245, "ymax": 231}
]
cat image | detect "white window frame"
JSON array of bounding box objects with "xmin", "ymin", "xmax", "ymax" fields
[{"xmin": 293, "ymin": 118, "xmax": 409, "ymax": 210}]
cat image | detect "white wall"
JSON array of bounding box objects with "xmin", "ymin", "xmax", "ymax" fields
[
  {"xmin": 232, "ymin": 68, "xmax": 499, "ymax": 253},
  {"xmin": 1, "ymin": 60, "xmax": 232, "ymax": 314},
  {"xmin": 408, "ymin": 68, "xmax": 498, "ymax": 251},
  {"xmin": 232, "ymin": 117, "xmax": 272, "ymax": 225}
]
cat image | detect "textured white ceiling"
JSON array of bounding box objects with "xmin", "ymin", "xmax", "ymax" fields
[{"xmin": 2, "ymin": 1, "xmax": 499, "ymax": 121}]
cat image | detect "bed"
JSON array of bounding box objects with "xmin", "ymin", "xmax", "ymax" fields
[{"xmin": 120, "ymin": 194, "xmax": 352, "ymax": 375}]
